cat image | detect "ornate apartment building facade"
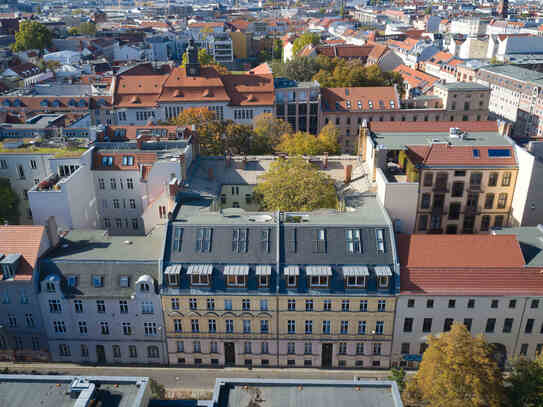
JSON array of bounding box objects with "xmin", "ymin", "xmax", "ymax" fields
[{"xmin": 161, "ymin": 195, "xmax": 399, "ymax": 369}]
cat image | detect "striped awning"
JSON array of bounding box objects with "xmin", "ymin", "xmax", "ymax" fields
[
  {"xmin": 343, "ymin": 266, "xmax": 369, "ymax": 277},
  {"xmin": 164, "ymin": 264, "xmax": 182, "ymax": 274},
  {"xmin": 255, "ymin": 265, "xmax": 272, "ymax": 276},
  {"xmin": 374, "ymin": 266, "xmax": 393, "ymax": 277},
  {"xmin": 306, "ymin": 265, "xmax": 332, "ymax": 276},
  {"xmin": 223, "ymin": 264, "xmax": 250, "ymax": 276},
  {"xmin": 187, "ymin": 264, "xmax": 213, "ymax": 275},
  {"xmin": 284, "ymin": 265, "xmax": 300, "ymax": 276}
]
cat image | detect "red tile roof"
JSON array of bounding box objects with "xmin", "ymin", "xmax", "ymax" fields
[
  {"xmin": 397, "ymin": 234, "xmax": 543, "ymax": 295},
  {"xmin": 0, "ymin": 225, "xmax": 45, "ymax": 280},
  {"xmin": 322, "ymin": 87, "xmax": 398, "ymax": 112},
  {"xmin": 93, "ymin": 150, "xmax": 157, "ymax": 171},
  {"xmin": 393, "ymin": 64, "xmax": 439, "ymax": 91}
]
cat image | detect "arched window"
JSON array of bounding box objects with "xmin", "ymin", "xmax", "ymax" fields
[{"xmin": 140, "ymin": 282, "xmax": 150, "ymax": 292}]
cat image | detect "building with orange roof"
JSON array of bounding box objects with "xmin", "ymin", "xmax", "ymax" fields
[
  {"xmin": 111, "ymin": 42, "xmax": 274, "ymax": 126},
  {"xmin": 362, "ymin": 118, "xmax": 517, "ymax": 235},
  {"xmin": 0, "ymin": 222, "xmax": 57, "ymax": 362},
  {"xmin": 393, "ymin": 231, "xmax": 543, "ymax": 368}
]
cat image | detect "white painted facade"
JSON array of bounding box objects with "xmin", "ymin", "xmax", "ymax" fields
[
  {"xmin": 375, "ymin": 168, "xmax": 418, "ymax": 234},
  {"xmin": 511, "ymin": 142, "xmax": 543, "ymax": 226},
  {"xmin": 392, "ymin": 294, "xmax": 543, "ymax": 367}
]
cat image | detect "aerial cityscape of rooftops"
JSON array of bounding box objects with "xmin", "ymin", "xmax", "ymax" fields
[{"xmin": 1, "ymin": 0, "xmax": 543, "ymax": 405}]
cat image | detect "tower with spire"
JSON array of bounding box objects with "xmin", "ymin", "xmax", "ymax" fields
[{"xmin": 185, "ymin": 39, "xmax": 201, "ymax": 77}]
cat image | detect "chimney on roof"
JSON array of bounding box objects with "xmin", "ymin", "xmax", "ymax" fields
[
  {"xmin": 208, "ymin": 167, "xmax": 214, "ymax": 181},
  {"xmin": 344, "ymin": 164, "xmax": 352, "ymax": 184},
  {"xmin": 45, "ymin": 216, "xmax": 60, "ymax": 249},
  {"xmin": 323, "ymin": 152, "xmax": 328, "ymax": 169}
]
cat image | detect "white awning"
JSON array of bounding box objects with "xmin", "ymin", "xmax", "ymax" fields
[
  {"xmin": 136, "ymin": 274, "xmax": 154, "ymax": 285},
  {"xmin": 306, "ymin": 265, "xmax": 332, "ymax": 276},
  {"xmin": 343, "ymin": 266, "xmax": 369, "ymax": 277},
  {"xmin": 374, "ymin": 266, "xmax": 393, "ymax": 277},
  {"xmin": 165, "ymin": 264, "xmax": 182, "ymax": 274},
  {"xmin": 284, "ymin": 265, "xmax": 300, "ymax": 276},
  {"xmin": 255, "ymin": 265, "xmax": 272, "ymax": 276},
  {"xmin": 223, "ymin": 264, "xmax": 250, "ymax": 276},
  {"xmin": 187, "ymin": 264, "xmax": 213, "ymax": 275}
]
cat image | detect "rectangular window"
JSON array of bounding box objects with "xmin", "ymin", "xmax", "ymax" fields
[
  {"xmin": 260, "ymin": 299, "xmax": 268, "ymax": 311},
  {"xmin": 287, "ymin": 342, "xmax": 295, "ymax": 355},
  {"xmin": 375, "ymin": 229, "xmax": 386, "ymax": 253},
  {"xmin": 196, "ymin": 228, "xmax": 212, "ymax": 252},
  {"xmin": 360, "ymin": 300, "xmax": 368, "ymax": 312},
  {"xmin": 49, "ymin": 299, "xmax": 62, "ymax": 313},
  {"xmin": 122, "ymin": 322, "xmax": 132, "ymax": 335},
  {"xmin": 423, "ymin": 173, "xmax": 433, "ymax": 187},
  {"xmin": 375, "ymin": 320, "xmax": 384, "ymax": 335},
  {"xmin": 305, "ymin": 299, "xmax": 313, "ymax": 311},
  {"xmin": 74, "ymin": 300, "xmax": 83, "ymax": 313},
  {"xmin": 226, "ymin": 319, "xmax": 234, "ymax": 333},
  {"xmin": 532, "ymin": 299, "xmax": 540, "ymax": 309},
  {"xmin": 305, "ymin": 320, "xmax": 313, "ymax": 334},
  {"xmin": 288, "ymin": 320, "xmax": 295, "ymax": 334},
  {"xmin": 464, "ymin": 318, "xmax": 472, "ymax": 332},
  {"xmin": 488, "ymin": 172, "xmax": 498, "ymax": 187},
  {"xmin": 502, "ymin": 172, "xmax": 512, "ymax": 187},
  {"xmin": 173, "ymin": 227, "xmax": 183, "ymax": 251},
  {"xmin": 129, "ymin": 345, "xmax": 137, "ymax": 358},
  {"xmin": 288, "ymin": 299, "xmax": 296, "ymax": 311},
  {"xmin": 96, "ymin": 300, "xmax": 105, "ymax": 313},
  {"xmin": 144, "ymin": 322, "xmax": 157, "ymax": 336},
  {"xmin": 403, "ymin": 318, "xmax": 413, "ymax": 332},
  {"xmin": 242, "ymin": 299, "xmax": 250, "ymax": 311},
  {"xmin": 191, "ymin": 319, "xmax": 199, "ymax": 333},
  {"xmin": 422, "ymin": 318, "xmax": 432, "ymax": 332},
  {"xmin": 208, "ymin": 319, "xmax": 216, "ymax": 333},
  {"xmin": 100, "ymin": 321, "xmax": 109, "ymax": 335},
  {"xmin": 93, "ymin": 276, "xmax": 104, "ymax": 288},
  {"xmin": 260, "ymin": 229, "xmax": 270, "ymax": 252},
  {"xmin": 378, "ymin": 300, "xmax": 386, "ymax": 312},
  {"xmin": 497, "ymin": 193, "xmax": 507, "ymax": 209},
  {"xmin": 401, "ymin": 343, "xmax": 410, "ymax": 354},
  {"xmin": 468, "ymin": 299, "xmax": 475, "ymax": 308},
  {"xmin": 443, "ymin": 318, "xmax": 453, "ymax": 332},
  {"xmin": 341, "ymin": 300, "xmax": 350, "ymax": 312},
  {"xmin": 59, "ymin": 344, "xmax": 71, "ymax": 357},
  {"xmin": 427, "ymin": 299, "xmax": 434, "ymax": 308},
  {"xmin": 119, "ymin": 300, "xmax": 128, "ymax": 313},
  {"xmin": 486, "ymin": 318, "xmax": 496, "ymax": 333},
  {"xmin": 525, "ymin": 318, "xmax": 534, "ymax": 334},
  {"xmin": 232, "ymin": 228, "xmax": 248, "ymax": 253},
  {"xmin": 141, "ymin": 301, "xmax": 154, "ymax": 314},
  {"xmin": 225, "ymin": 299, "xmax": 232, "ymax": 311},
  {"xmin": 346, "ymin": 229, "xmax": 362, "ymax": 253},
  {"xmin": 313, "ymin": 229, "xmax": 327, "ymax": 253},
  {"xmin": 491, "ymin": 299, "xmax": 499, "ymax": 308},
  {"xmin": 78, "ymin": 321, "xmax": 87, "ymax": 334},
  {"xmin": 341, "ymin": 320, "xmax": 349, "ymax": 334},
  {"xmin": 261, "ymin": 319, "xmax": 269, "ymax": 333},
  {"xmin": 322, "ymin": 320, "xmax": 331, "ymax": 334},
  {"xmin": 449, "ymin": 299, "xmax": 456, "ymax": 308},
  {"xmin": 358, "ymin": 321, "xmax": 366, "ymax": 334}
]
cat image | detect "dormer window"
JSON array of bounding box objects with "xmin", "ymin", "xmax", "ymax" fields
[
  {"xmin": 285, "ymin": 266, "xmax": 299, "ymax": 288},
  {"xmin": 312, "ymin": 229, "xmax": 326, "ymax": 253},
  {"xmin": 187, "ymin": 264, "xmax": 212, "ymax": 286},
  {"xmin": 232, "ymin": 229, "xmax": 248, "ymax": 253},
  {"xmin": 122, "ymin": 156, "xmax": 134, "ymax": 166},
  {"xmin": 307, "ymin": 266, "xmax": 331, "ymax": 288},
  {"xmin": 256, "ymin": 265, "xmax": 271, "ymax": 288},
  {"xmin": 101, "ymin": 156, "xmax": 113, "ymax": 167},
  {"xmin": 225, "ymin": 265, "xmax": 249, "ymax": 287},
  {"xmin": 375, "ymin": 266, "xmax": 392, "ymax": 288},
  {"xmin": 140, "ymin": 282, "xmax": 150, "ymax": 292},
  {"xmin": 165, "ymin": 264, "xmax": 181, "ymax": 286},
  {"xmin": 343, "ymin": 266, "xmax": 369, "ymax": 288},
  {"xmin": 1, "ymin": 253, "xmax": 21, "ymax": 280},
  {"xmin": 46, "ymin": 282, "xmax": 56, "ymax": 293}
]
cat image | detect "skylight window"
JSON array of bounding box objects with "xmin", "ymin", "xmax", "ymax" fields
[{"xmin": 488, "ymin": 149, "xmax": 511, "ymax": 158}]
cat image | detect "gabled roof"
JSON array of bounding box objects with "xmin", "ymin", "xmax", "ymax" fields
[
  {"xmin": 0, "ymin": 225, "xmax": 45, "ymax": 280},
  {"xmin": 393, "ymin": 64, "xmax": 439, "ymax": 90},
  {"xmin": 410, "ymin": 143, "xmax": 516, "ymax": 167}
]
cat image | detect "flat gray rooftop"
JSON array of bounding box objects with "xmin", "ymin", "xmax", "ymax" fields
[
  {"xmin": 187, "ymin": 156, "xmax": 362, "ymax": 198},
  {"xmin": 0, "ymin": 375, "xmax": 148, "ymax": 407},
  {"xmin": 494, "ymin": 226, "xmax": 543, "ymax": 268},
  {"xmin": 174, "ymin": 194, "xmax": 388, "ymax": 226},
  {"xmin": 371, "ymin": 130, "xmax": 512, "ymax": 150},
  {"xmin": 46, "ymin": 227, "xmax": 165, "ymax": 262},
  {"xmin": 216, "ymin": 379, "xmax": 403, "ymax": 407},
  {"xmin": 434, "ymin": 82, "xmax": 489, "ymax": 91},
  {"xmin": 480, "ymin": 64, "xmax": 543, "ymax": 86}
]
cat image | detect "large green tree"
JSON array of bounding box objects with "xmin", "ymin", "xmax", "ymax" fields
[
  {"xmin": 275, "ymin": 124, "xmax": 340, "ymax": 155},
  {"xmin": 254, "ymin": 157, "xmax": 337, "ymax": 211},
  {"xmin": 182, "ymin": 48, "xmax": 214, "ymax": 66},
  {"xmin": 252, "ymin": 113, "xmax": 292, "ymax": 154},
  {"xmin": 292, "ymin": 32, "xmax": 320, "ymax": 56},
  {"xmin": 505, "ymin": 351, "xmax": 543, "ymax": 407},
  {"xmin": 0, "ymin": 178, "xmax": 19, "ymax": 224},
  {"xmin": 69, "ymin": 22, "xmax": 96, "ymax": 36},
  {"xmin": 12, "ymin": 21, "xmax": 53, "ymax": 52},
  {"xmin": 404, "ymin": 322, "xmax": 505, "ymax": 407}
]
